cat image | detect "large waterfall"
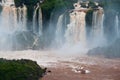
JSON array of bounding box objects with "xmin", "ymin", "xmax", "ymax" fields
[
  {"xmin": 55, "ymin": 1, "xmax": 107, "ymax": 49},
  {"xmin": 0, "ymin": 0, "xmax": 119, "ymax": 51},
  {"xmin": 0, "ymin": 0, "xmax": 27, "ymax": 32},
  {"xmin": 65, "ymin": 2, "xmax": 87, "ymax": 46},
  {"xmin": 0, "ymin": 0, "xmax": 43, "ymax": 50}
]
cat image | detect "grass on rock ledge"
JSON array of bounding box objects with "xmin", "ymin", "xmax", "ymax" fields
[{"xmin": 0, "ymin": 58, "xmax": 46, "ymax": 80}]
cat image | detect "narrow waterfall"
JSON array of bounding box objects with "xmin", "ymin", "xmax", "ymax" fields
[
  {"xmin": 115, "ymin": 14, "xmax": 119, "ymax": 38},
  {"xmin": 92, "ymin": 7, "xmax": 104, "ymax": 42},
  {"xmin": 65, "ymin": 2, "xmax": 87, "ymax": 46},
  {"xmin": 21, "ymin": 5, "xmax": 27, "ymax": 30},
  {"xmin": 55, "ymin": 14, "xmax": 64, "ymax": 45},
  {"xmin": 92, "ymin": 11, "xmax": 97, "ymax": 37},
  {"xmin": 33, "ymin": 3, "xmax": 39, "ymax": 34},
  {"xmin": 33, "ymin": 3, "xmax": 43, "ymax": 35},
  {"xmin": 38, "ymin": 7, "xmax": 43, "ymax": 35}
]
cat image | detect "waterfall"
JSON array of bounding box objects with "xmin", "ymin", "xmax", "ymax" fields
[
  {"xmin": 38, "ymin": 7, "xmax": 43, "ymax": 35},
  {"xmin": 0, "ymin": 0, "xmax": 27, "ymax": 32},
  {"xmin": 0, "ymin": 0, "xmax": 28, "ymax": 50},
  {"xmin": 33, "ymin": 3, "xmax": 43, "ymax": 35},
  {"xmin": 18, "ymin": 7, "xmax": 22, "ymax": 29},
  {"xmin": 33, "ymin": 3, "xmax": 39, "ymax": 34},
  {"xmin": 21, "ymin": 5, "xmax": 27, "ymax": 30},
  {"xmin": 55, "ymin": 14, "xmax": 64, "ymax": 45},
  {"xmin": 92, "ymin": 7, "xmax": 104, "ymax": 41},
  {"xmin": 92, "ymin": 11, "xmax": 97, "ymax": 37},
  {"xmin": 65, "ymin": 2, "xmax": 87, "ymax": 46},
  {"xmin": 91, "ymin": 7, "xmax": 105, "ymax": 47},
  {"xmin": 115, "ymin": 14, "xmax": 119, "ymax": 38}
]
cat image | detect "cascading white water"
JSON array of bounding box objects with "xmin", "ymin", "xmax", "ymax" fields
[
  {"xmin": 38, "ymin": 7, "xmax": 43, "ymax": 35},
  {"xmin": 91, "ymin": 7, "xmax": 105, "ymax": 45},
  {"xmin": 33, "ymin": 3, "xmax": 43, "ymax": 35},
  {"xmin": 33, "ymin": 3, "xmax": 39, "ymax": 33},
  {"xmin": 0, "ymin": 0, "xmax": 27, "ymax": 32},
  {"xmin": 55, "ymin": 14, "xmax": 64, "ymax": 45},
  {"xmin": 65, "ymin": 2, "xmax": 87, "ymax": 46},
  {"xmin": 115, "ymin": 14, "xmax": 119, "ymax": 38},
  {"xmin": 21, "ymin": 5, "xmax": 27, "ymax": 30},
  {"xmin": 0, "ymin": 0, "xmax": 27, "ymax": 50}
]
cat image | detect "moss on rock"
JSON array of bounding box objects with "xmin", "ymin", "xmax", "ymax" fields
[{"xmin": 0, "ymin": 58, "xmax": 46, "ymax": 80}]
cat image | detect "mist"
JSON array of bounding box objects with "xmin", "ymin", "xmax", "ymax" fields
[{"xmin": 0, "ymin": 0, "xmax": 119, "ymax": 58}]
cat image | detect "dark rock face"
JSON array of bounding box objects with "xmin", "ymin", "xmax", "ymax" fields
[
  {"xmin": 12, "ymin": 31, "xmax": 43, "ymax": 50},
  {"xmin": 14, "ymin": 0, "xmax": 41, "ymax": 7},
  {"xmin": 0, "ymin": 58, "xmax": 46, "ymax": 80},
  {"xmin": 88, "ymin": 38, "xmax": 120, "ymax": 58}
]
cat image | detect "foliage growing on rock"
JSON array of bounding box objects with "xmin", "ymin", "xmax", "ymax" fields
[
  {"xmin": 0, "ymin": 58, "xmax": 46, "ymax": 80},
  {"xmin": 14, "ymin": 0, "xmax": 40, "ymax": 7}
]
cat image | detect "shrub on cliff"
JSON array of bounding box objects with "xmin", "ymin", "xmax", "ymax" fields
[
  {"xmin": 0, "ymin": 58, "xmax": 46, "ymax": 80},
  {"xmin": 14, "ymin": 0, "xmax": 39, "ymax": 7}
]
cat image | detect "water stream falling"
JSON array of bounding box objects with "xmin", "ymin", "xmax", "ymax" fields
[
  {"xmin": 0, "ymin": 0, "xmax": 119, "ymax": 51},
  {"xmin": 0, "ymin": 0, "xmax": 43, "ymax": 50},
  {"xmin": 65, "ymin": 2, "xmax": 87, "ymax": 46},
  {"xmin": 0, "ymin": 0, "xmax": 27, "ymax": 32},
  {"xmin": 54, "ymin": 1, "xmax": 107, "ymax": 51},
  {"xmin": 33, "ymin": 3, "xmax": 39, "ymax": 34},
  {"xmin": 115, "ymin": 14, "xmax": 119, "ymax": 38},
  {"xmin": 33, "ymin": 3, "xmax": 43, "ymax": 35},
  {"xmin": 38, "ymin": 7, "xmax": 43, "ymax": 35},
  {"xmin": 55, "ymin": 14, "xmax": 64, "ymax": 45},
  {"xmin": 91, "ymin": 7, "xmax": 105, "ymax": 46}
]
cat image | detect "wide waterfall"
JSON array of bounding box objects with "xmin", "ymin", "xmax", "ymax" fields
[
  {"xmin": 0, "ymin": 0, "xmax": 43, "ymax": 50},
  {"xmin": 0, "ymin": 0, "xmax": 27, "ymax": 32},
  {"xmin": 54, "ymin": 1, "xmax": 107, "ymax": 49},
  {"xmin": 0, "ymin": 0, "xmax": 119, "ymax": 51},
  {"xmin": 65, "ymin": 2, "xmax": 87, "ymax": 46}
]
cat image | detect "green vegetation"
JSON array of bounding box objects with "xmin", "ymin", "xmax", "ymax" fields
[
  {"xmin": 41, "ymin": 0, "xmax": 77, "ymax": 10},
  {"xmin": 14, "ymin": 0, "xmax": 39, "ymax": 7},
  {"xmin": 41, "ymin": 0, "xmax": 77, "ymax": 23},
  {"xmin": 86, "ymin": 9, "xmax": 93, "ymax": 31},
  {"xmin": 88, "ymin": 1, "xmax": 97, "ymax": 8},
  {"xmin": 0, "ymin": 58, "xmax": 46, "ymax": 80}
]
